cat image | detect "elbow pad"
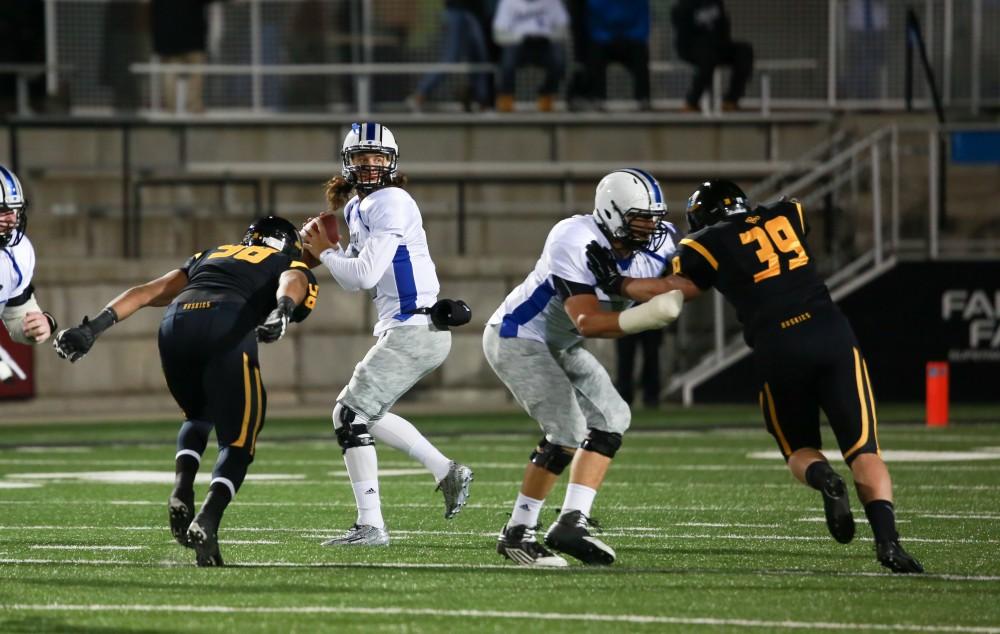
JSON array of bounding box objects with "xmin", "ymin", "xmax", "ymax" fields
[{"xmin": 618, "ymin": 289, "xmax": 684, "ymax": 334}]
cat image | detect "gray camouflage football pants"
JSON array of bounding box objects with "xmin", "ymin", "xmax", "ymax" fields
[
  {"xmin": 482, "ymin": 323, "xmax": 630, "ymax": 447},
  {"xmin": 338, "ymin": 324, "xmax": 452, "ymax": 422}
]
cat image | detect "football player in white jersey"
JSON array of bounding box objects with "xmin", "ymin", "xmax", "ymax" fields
[
  {"xmin": 484, "ymin": 169, "xmax": 684, "ymax": 566},
  {"xmin": 0, "ymin": 164, "xmax": 57, "ymax": 383},
  {"xmin": 302, "ymin": 123, "xmax": 474, "ymax": 546}
]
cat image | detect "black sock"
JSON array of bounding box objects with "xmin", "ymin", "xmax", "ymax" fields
[
  {"xmin": 173, "ymin": 454, "xmax": 200, "ymax": 499},
  {"xmin": 197, "ymin": 483, "xmax": 233, "ymax": 529},
  {"xmin": 864, "ymin": 499, "xmax": 899, "ymax": 543},
  {"xmin": 804, "ymin": 460, "xmax": 836, "ymax": 491}
]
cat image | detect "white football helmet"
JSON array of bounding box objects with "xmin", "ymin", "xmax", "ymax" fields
[
  {"xmin": 593, "ymin": 168, "xmax": 669, "ymax": 250},
  {"xmin": 341, "ymin": 122, "xmax": 399, "ymax": 194},
  {"xmin": 0, "ymin": 164, "xmax": 27, "ymax": 248}
]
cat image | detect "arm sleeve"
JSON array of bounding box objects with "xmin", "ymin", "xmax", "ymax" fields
[
  {"xmin": 552, "ymin": 275, "xmax": 596, "ymax": 302},
  {"xmin": 320, "ymin": 231, "xmax": 401, "ymax": 291},
  {"xmin": 289, "ymin": 264, "xmax": 319, "ymax": 323}
]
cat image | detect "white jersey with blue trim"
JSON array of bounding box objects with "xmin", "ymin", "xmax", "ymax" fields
[
  {"xmin": 0, "ymin": 236, "xmax": 35, "ymax": 311},
  {"xmin": 487, "ymin": 214, "xmax": 678, "ymax": 350},
  {"xmin": 342, "ymin": 187, "xmax": 439, "ymax": 335}
]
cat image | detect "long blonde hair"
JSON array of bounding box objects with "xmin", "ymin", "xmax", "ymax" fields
[{"xmin": 323, "ymin": 173, "xmax": 409, "ymax": 212}]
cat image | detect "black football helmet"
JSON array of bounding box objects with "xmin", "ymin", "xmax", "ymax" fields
[
  {"xmin": 0, "ymin": 164, "xmax": 27, "ymax": 248},
  {"xmin": 242, "ymin": 215, "xmax": 302, "ymax": 259},
  {"xmin": 685, "ymin": 180, "xmax": 750, "ymax": 232}
]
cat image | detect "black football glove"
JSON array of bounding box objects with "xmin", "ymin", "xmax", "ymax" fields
[
  {"xmin": 585, "ymin": 240, "xmax": 624, "ymax": 295},
  {"xmin": 53, "ymin": 308, "xmax": 117, "ymax": 363},
  {"xmin": 256, "ymin": 296, "xmax": 296, "ymax": 343}
]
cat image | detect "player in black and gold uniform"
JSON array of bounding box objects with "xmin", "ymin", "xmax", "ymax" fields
[
  {"xmin": 585, "ymin": 180, "xmax": 923, "ymax": 573},
  {"xmin": 54, "ymin": 216, "xmax": 319, "ymax": 567}
]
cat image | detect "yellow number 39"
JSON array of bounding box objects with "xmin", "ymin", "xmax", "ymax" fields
[{"xmin": 739, "ymin": 216, "xmax": 809, "ymax": 283}]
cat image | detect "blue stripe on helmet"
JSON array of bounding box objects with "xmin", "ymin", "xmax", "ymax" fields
[
  {"xmin": 625, "ymin": 168, "xmax": 662, "ymax": 204},
  {"xmin": 365, "ymin": 123, "xmax": 377, "ymax": 141},
  {"xmin": 0, "ymin": 165, "xmax": 18, "ymax": 199}
]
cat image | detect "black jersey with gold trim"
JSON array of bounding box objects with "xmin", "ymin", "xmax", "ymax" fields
[
  {"xmin": 177, "ymin": 244, "xmax": 319, "ymax": 324},
  {"xmin": 672, "ymin": 200, "xmax": 833, "ymax": 341}
]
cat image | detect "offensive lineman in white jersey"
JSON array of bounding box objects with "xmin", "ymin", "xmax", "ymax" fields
[
  {"xmin": 302, "ymin": 123, "xmax": 473, "ymax": 546},
  {"xmin": 0, "ymin": 165, "xmax": 57, "ymax": 382},
  {"xmin": 484, "ymin": 169, "xmax": 684, "ymax": 566}
]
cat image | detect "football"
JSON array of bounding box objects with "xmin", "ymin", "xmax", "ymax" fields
[
  {"xmin": 318, "ymin": 213, "xmax": 340, "ymax": 244},
  {"xmin": 302, "ymin": 213, "xmax": 340, "ymax": 245}
]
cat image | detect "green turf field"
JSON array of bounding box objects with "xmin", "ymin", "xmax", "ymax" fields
[{"xmin": 1, "ymin": 408, "xmax": 998, "ymax": 633}]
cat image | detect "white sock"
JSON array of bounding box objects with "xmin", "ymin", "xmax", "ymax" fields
[
  {"xmin": 371, "ymin": 412, "xmax": 452, "ymax": 482},
  {"xmin": 344, "ymin": 446, "xmax": 384, "ymax": 528},
  {"xmin": 509, "ymin": 493, "xmax": 544, "ymax": 528},
  {"xmin": 561, "ymin": 483, "xmax": 597, "ymax": 518}
]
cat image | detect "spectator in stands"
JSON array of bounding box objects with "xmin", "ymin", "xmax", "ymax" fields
[
  {"xmin": 844, "ymin": 0, "xmax": 888, "ymax": 100},
  {"xmin": 584, "ymin": 0, "xmax": 652, "ymax": 111},
  {"xmin": 564, "ymin": 0, "xmax": 592, "ymax": 111},
  {"xmin": 408, "ymin": 1, "xmax": 493, "ymax": 113},
  {"xmin": 492, "ymin": 0, "xmax": 569, "ymax": 112},
  {"xmin": 0, "ymin": 165, "xmax": 57, "ymax": 383},
  {"xmin": 151, "ymin": 0, "xmax": 222, "ymax": 113},
  {"xmin": 615, "ymin": 326, "xmax": 663, "ymax": 409},
  {"xmin": 0, "ymin": 0, "xmax": 47, "ymax": 114},
  {"xmin": 100, "ymin": 2, "xmax": 150, "ymax": 112},
  {"xmin": 671, "ymin": 0, "xmax": 753, "ymax": 112}
]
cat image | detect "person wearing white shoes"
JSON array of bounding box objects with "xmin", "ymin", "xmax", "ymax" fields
[
  {"xmin": 303, "ymin": 123, "xmax": 474, "ymax": 546},
  {"xmin": 484, "ymin": 169, "xmax": 680, "ymax": 566}
]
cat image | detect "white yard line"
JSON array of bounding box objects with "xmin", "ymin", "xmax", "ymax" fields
[
  {"xmin": 1, "ymin": 500, "xmax": 996, "ymax": 517},
  {"xmin": 1, "ymin": 603, "xmax": 999, "ymax": 632},
  {"xmin": 0, "ymin": 525, "xmax": 996, "ymax": 545},
  {"xmin": 29, "ymin": 545, "xmax": 145, "ymax": 551}
]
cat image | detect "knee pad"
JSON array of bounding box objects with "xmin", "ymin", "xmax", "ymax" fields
[
  {"xmin": 529, "ymin": 437, "xmax": 576, "ymax": 475},
  {"xmin": 581, "ymin": 429, "xmax": 623, "ymax": 458},
  {"xmin": 332, "ymin": 402, "xmax": 374, "ymax": 454}
]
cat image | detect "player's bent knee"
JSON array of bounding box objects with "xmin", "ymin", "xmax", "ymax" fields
[
  {"xmin": 581, "ymin": 429, "xmax": 623, "ymax": 458},
  {"xmin": 332, "ymin": 402, "xmax": 374, "ymax": 453},
  {"xmin": 529, "ymin": 437, "xmax": 576, "ymax": 475}
]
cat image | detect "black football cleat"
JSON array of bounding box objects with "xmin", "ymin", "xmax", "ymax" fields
[
  {"xmin": 187, "ymin": 517, "xmax": 224, "ymax": 567},
  {"xmin": 543, "ymin": 510, "xmax": 616, "ymax": 566},
  {"xmin": 876, "ymin": 540, "xmax": 924, "ymax": 573},
  {"xmin": 168, "ymin": 494, "xmax": 194, "ymax": 549},
  {"xmin": 820, "ymin": 472, "xmax": 855, "ymax": 544},
  {"xmin": 497, "ymin": 523, "xmax": 567, "ymax": 567}
]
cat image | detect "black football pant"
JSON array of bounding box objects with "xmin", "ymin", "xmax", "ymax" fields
[
  {"xmin": 753, "ymin": 307, "xmax": 880, "ymax": 466},
  {"xmin": 159, "ymin": 301, "xmax": 266, "ymax": 494},
  {"xmin": 587, "ymin": 39, "xmax": 650, "ymax": 102}
]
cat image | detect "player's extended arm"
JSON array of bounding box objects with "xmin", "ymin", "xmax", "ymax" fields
[
  {"xmin": 585, "ymin": 240, "xmax": 701, "ymax": 303},
  {"xmin": 564, "ymin": 290, "xmax": 685, "ymax": 338},
  {"xmin": 256, "ymin": 269, "xmax": 309, "ymax": 344},
  {"xmin": 316, "ymin": 231, "xmax": 400, "ymax": 292},
  {"xmin": 621, "ymin": 275, "xmax": 702, "ymax": 303},
  {"xmin": 53, "ymin": 269, "xmax": 188, "ymax": 363}
]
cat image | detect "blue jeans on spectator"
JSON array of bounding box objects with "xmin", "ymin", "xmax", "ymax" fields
[
  {"xmin": 498, "ymin": 37, "xmax": 566, "ymax": 95},
  {"xmin": 415, "ymin": 8, "xmax": 491, "ymax": 106}
]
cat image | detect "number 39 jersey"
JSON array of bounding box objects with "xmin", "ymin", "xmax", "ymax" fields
[
  {"xmin": 178, "ymin": 244, "xmax": 319, "ymax": 324},
  {"xmin": 672, "ymin": 200, "xmax": 833, "ymax": 341}
]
